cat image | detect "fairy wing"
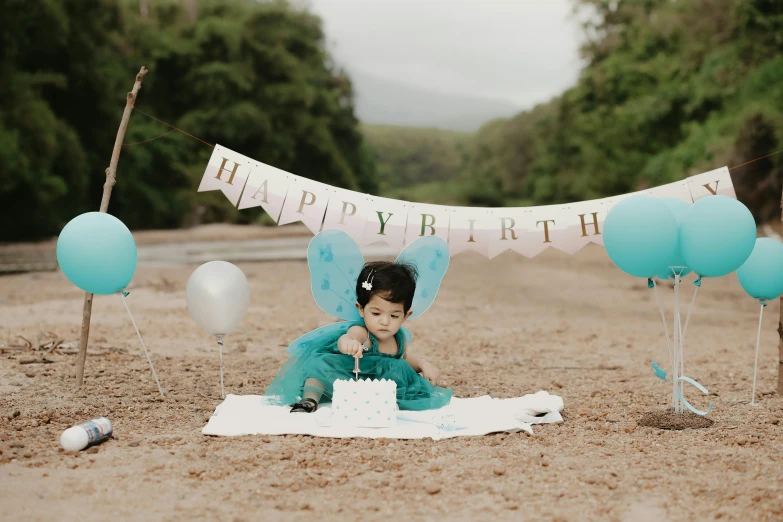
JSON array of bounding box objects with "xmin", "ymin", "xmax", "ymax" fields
[
  {"xmin": 394, "ymin": 235, "xmax": 450, "ymax": 319},
  {"xmin": 307, "ymin": 229, "xmax": 364, "ymax": 321}
]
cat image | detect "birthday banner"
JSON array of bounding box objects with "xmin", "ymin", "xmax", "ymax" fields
[{"xmin": 199, "ymin": 144, "xmax": 736, "ymax": 258}]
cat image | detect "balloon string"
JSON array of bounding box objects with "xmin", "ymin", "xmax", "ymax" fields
[
  {"xmin": 119, "ymin": 293, "xmax": 165, "ymax": 398},
  {"xmin": 679, "ymin": 281, "xmax": 700, "ymax": 409},
  {"xmin": 672, "ymin": 274, "xmax": 682, "ymax": 413},
  {"xmin": 680, "ymin": 283, "xmax": 700, "ymax": 349},
  {"xmin": 652, "ymin": 281, "xmax": 674, "ymax": 375},
  {"xmin": 217, "ymin": 335, "xmax": 225, "ymax": 399},
  {"xmin": 751, "ymin": 301, "xmax": 765, "ymax": 406}
]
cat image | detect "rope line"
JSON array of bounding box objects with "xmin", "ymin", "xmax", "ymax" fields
[
  {"xmin": 130, "ymin": 107, "xmax": 782, "ymax": 171},
  {"xmin": 729, "ymin": 149, "xmax": 783, "ymax": 170},
  {"xmin": 132, "ymin": 107, "xmax": 215, "ymax": 148},
  {"xmin": 122, "ymin": 128, "xmax": 176, "ymax": 146}
]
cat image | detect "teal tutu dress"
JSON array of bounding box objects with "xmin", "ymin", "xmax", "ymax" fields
[{"xmin": 264, "ymin": 321, "xmax": 452, "ymax": 411}]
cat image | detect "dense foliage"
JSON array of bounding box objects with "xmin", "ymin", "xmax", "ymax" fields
[
  {"xmin": 0, "ymin": 0, "xmax": 376, "ymax": 241},
  {"xmin": 361, "ymin": 124, "xmax": 471, "ymax": 203},
  {"xmin": 4, "ymin": 0, "xmax": 782, "ymax": 242},
  {"xmin": 460, "ymin": 0, "xmax": 783, "ymax": 220}
]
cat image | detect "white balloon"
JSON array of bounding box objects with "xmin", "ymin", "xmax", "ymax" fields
[{"xmin": 186, "ymin": 261, "xmax": 250, "ymax": 336}]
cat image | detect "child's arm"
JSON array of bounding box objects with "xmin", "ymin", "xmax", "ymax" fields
[
  {"xmin": 404, "ymin": 347, "xmax": 441, "ymax": 385},
  {"xmin": 337, "ymin": 325, "xmax": 368, "ymax": 357}
]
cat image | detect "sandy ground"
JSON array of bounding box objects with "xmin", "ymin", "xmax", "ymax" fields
[
  {"xmin": 0, "ymin": 223, "xmax": 313, "ymax": 253},
  {"xmin": 1, "ymin": 233, "xmax": 782, "ymax": 521}
]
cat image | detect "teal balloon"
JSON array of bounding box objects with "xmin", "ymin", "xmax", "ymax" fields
[
  {"xmin": 604, "ymin": 195, "xmax": 679, "ymax": 278},
  {"xmin": 655, "ymin": 198, "xmax": 692, "ymax": 280},
  {"xmin": 56, "ymin": 212, "xmax": 137, "ymax": 295},
  {"xmin": 737, "ymin": 238, "xmax": 783, "ymax": 302},
  {"xmin": 679, "ymin": 196, "xmax": 756, "ymax": 278}
]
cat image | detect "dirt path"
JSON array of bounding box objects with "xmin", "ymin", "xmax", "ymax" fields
[
  {"xmin": 1, "ymin": 243, "xmax": 781, "ymax": 521},
  {"xmin": 0, "ymin": 224, "xmax": 316, "ymax": 271}
]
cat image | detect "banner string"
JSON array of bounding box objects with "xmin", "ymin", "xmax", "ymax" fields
[
  {"xmin": 122, "ymin": 128, "xmax": 175, "ymax": 146},
  {"xmin": 728, "ymin": 149, "xmax": 783, "ymax": 170},
  {"xmin": 129, "ymin": 107, "xmax": 783, "ymax": 170},
  {"xmin": 131, "ymin": 107, "xmax": 215, "ymax": 148}
]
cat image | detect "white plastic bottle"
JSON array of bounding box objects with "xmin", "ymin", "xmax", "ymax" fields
[{"xmin": 60, "ymin": 417, "xmax": 113, "ymax": 451}]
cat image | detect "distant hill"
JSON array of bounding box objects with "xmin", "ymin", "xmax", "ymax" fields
[
  {"xmin": 350, "ymin": 69, "xmax": 520, "ymax": 132},
  {"xmin": 361, "ymin": 123, "xmax": 472, "ymax": 203}
]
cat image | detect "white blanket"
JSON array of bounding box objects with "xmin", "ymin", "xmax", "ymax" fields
[{"xmin": 202, "ymin": 391, "xmax": 564, "ymax": 440}]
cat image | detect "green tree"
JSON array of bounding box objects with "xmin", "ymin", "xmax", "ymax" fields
[
  {"xmin": 0, "ymin": 0, "xmax": 376, "ymax": 240},
  {"xmin": 461, "ymin": 0, "xmax": 783, "ymax": 220},
  {"xmin": 0, "ymin": 0, "xmax": 129, "ymax": 241},
  {"xmin": 361, "ymin": 124, "xmax": 470, "ymax": 191}
]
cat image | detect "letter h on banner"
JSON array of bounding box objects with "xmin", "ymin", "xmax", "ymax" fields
[{"xmin": 198, "ymin": 145, "xmax": 254, "ymax": 206}]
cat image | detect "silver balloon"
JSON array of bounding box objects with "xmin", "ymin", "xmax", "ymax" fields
[{"xmin": 186, "ymin": 261, "xmax": 250, "ymax": 336}]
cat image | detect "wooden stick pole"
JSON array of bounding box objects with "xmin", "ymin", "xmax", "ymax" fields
[
  {"xmin": 779, "ymin": 185, "xmax": 783, "ymax": 395},
  {"xmin": 75, "ymin": 66, "xmax": 148, "ymax": 387},
  {"xmin": 778, "ymin": 302, "xmax": 782, "ymax": 395}
]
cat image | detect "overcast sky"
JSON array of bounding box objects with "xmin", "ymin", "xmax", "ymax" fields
[{"xmin": 307, "ymin": 0, "xmax": 585, "ymax": 109}]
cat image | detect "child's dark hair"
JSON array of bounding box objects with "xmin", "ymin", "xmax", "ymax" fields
[{"xmin": 356, "ymin": 261, "xmax": 418, "ymax": 312}]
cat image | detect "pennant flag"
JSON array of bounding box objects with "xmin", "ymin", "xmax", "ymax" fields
[
  {"xmin": 361, "ymin": 196, "xmax": 410, "ymax": 249},
  {"xmin": 487, "ymin": 206, "xmax": 563, "ymax": 259},
  {"xmin": 196, "ymin": 149, "xmax": 739, "ymax": 260},
  {"xmin": 686, "ymin": 167, "xmax": 736, "ymax": 201},
  {"xmin": 277, "ymin": 176, "xmax": 331, "ymax": 234},
  {"xmin": 447, "ymin": 207, "xmax": 494, "ymax": 257},
  {"xmin": 237, "ymin": 161, "xmax": 290, "ymax": 221},
  {"xmin": 321, "ymin": 187, "xmax": 372, "ymax": 239},
  {"xmin": 405, "ymin": 202, "xmax": 452, "ymax": 245},
  {"xmin": 548, "ymin": 200, "xmax": 606, "ymax": 254},
  {"xmin": 198, "ymin": 145, "xmax": 253, "ymax": 207}
]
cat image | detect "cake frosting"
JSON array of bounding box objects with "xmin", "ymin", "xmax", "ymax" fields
[{"xmin": 331, "ymin": 378, "xmax": 397, "ymax": 428}]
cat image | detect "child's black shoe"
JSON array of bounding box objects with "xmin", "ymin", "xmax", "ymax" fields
[{"xmin": 290, "ymin": 398, "xmax": 318, "ymax": 413}]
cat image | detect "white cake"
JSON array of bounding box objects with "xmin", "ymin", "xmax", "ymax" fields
[{"xmin": 331, "ymin": 378, "xmax": 398, "ymax": 428}]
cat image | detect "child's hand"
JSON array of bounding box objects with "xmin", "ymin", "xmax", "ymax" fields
[
  {"xmin": 421, "ymin": 362, "xmax": 441, "ymax": 386},
  {"xmin": 339, "ymin": 338, "xmax": 364, "ymax": 358}
]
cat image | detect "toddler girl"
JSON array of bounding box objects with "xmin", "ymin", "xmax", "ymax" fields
[{"xmin": 264, "ymin": 260, "xmax": 452, "ymax": 412}]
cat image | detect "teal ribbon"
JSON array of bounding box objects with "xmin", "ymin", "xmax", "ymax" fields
[
  {"xmin": 676, "ymin": 376, "xmax": 713, "ymax": 416},
  {"xmin": 651, "ymin": 361, "xmax": 667, "ymax": 381}
]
